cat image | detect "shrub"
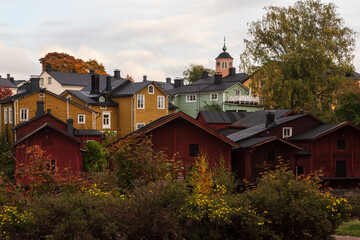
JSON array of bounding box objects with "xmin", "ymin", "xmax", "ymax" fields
[
  {"xmin": 84, "ymin": 140, "xmax": 107, "ymax": 172},
  {"xmin": 0, "ymin": 205, "xmax": 33, "ymax": 240}
]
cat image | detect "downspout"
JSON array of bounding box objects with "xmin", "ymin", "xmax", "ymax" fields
[
  {"xmin": 66, "ymin": 98, "xmax": 69, "ymax": 119},
  {"xmin": 95, "ymin": 111, "xmax": 101, "ymax": 130}
]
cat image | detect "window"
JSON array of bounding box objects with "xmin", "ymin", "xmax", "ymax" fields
[
  {"xmin": 189, "ymin": 144, "xmax": 198, "ymax": 157},
  {"xmin": 337, "ymin": 139, "xmax": 346, "ymax": 150},
  {"xmin": 186, "ymin": 94, "xmax": 196, "ymax": 102},
  {"xmin": 221, "ymin": 61, "xmax": 228, "ymax": 69},
  {"xmin": 137, "ymin": 95, "xmax": 145, "ymax": 109},
  {"xmin": 136, "ymin": 123, "xmax": 145, "ymax": 130},
  {"xmin": 47, "ymin": 159, "xmax": 56, "ymax": 171},
  {"xmin": 336, "ymin": 161, "xmax": 346, "ymax": 177},
  {"xmin": 48, "ymin": 77, "xmax": 52, "ymax": 85},
  {"xmin": 234, "ymin": 90, "xmax": 241, "ymax": 96},
  {"xmin": 20, "ymin": 108, "xmax": 29, "ymax": 121},
  {"xmin": 100, "ymin": 105, "xmax": 107, "ymax": 109},
  {"xmin": 148, "ymin": 85, "xmax": 154, "ymax": 94},
  {"xmin": 78, "ymin": 114, "xmax": 85, "ymax": 124},
  {"xmin": 217, "ymin": 61, "xmax": 220, "ymax": 67},
  {"xmin": 99, "ymin": 96, "xmax": 105, "ymax": 102},
  {"xmin": 297, "ymin": 166, "xmax": 304, "ymax": 175},
  {"xmin": 8, "ymin": 108, "xmax": 12, "ymax": 124},
  {"xmin": 40, "ymin": 78, "xmax": 44, "ymax": 87},
  {"xmin": 39, "ymin": 93, "xmax": 45, "ymax": 97},
  {"xmin": 210, "ymin": 93, "xmax": 218, "ymax": 101},
  {"xmin": 4, "ymin": 109, "xmax": 7, "ymax": 124},
  {"xmin": 157, "ymin": 96, "xmax": 164, "ymax": 109},
  {"xmin": 283, "ymin": 127, "xmax": 292, "ymax": 138},
  {"xmin": 102, "ymin": 112, "xmax": 111, "ymax": 129}
]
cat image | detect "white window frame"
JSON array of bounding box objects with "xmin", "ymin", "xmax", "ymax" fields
[
  {"xmin": 40, "ymin": 78, "xmax": 44, "ymax": 87},
  {"xmin": 137, "ymin": 95, "xmax": 145, "ymax": 109},
  {"xmin": 283, "ymin": 127, "xmax": 293, "ymax": 138},
  {"xmin": 221, "ymin": 61, "xmax": 228, "ymax": 69},
  {"xmin": 8, "ymin": 108, "xmax": 12, "ymax": 124},
  {"xmin": 210, "ymin": 93, "xmax": 218, "ymax": 101},
  {"xmin": 157, "ymin": 96, "xmax": 165, "ymax": 109},
  {"xmin": 48, "ymin": 77, "xmax": 52, "ymax": 85},
  {"xmin": 136, "ymin": 123, "xmax": 145, "ymax": 130},
  {"xmin": 39, "ymin": 93, "xmax": 45, "ymax": 97},
  {"xmin": 20, "ymin": 108, "xmax": 29, "ymax": 121},
  {"xmin": 148, "ymin": 85, "xmax": 154, "ymax": 94},
  {"xmin": 100, "ymin": 105, "xmax": 107, "ymax": 109},
  {"xmin": 234, "ymin": 90, "xmax": 241, "ymax": 96},
  {"xmin": 4, "ymin": 108, "xmax": 7, "ymax": 124},
  {"xmin": 102, "ymin": 112, "xmax": 111, "ymax": 129},
  {"xmin": 78, "ymin": 114, "xmax": 85, "ymax": 124},
  {"xmin": 186, "ymin": 94, "xmax": 196, "ymax": 102}
]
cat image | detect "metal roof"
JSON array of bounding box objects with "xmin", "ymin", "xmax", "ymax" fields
[
  {"xmin": 290, "ymin": 122, "xmax": 346, "ymax": 140},
  {"xmin": 0, "ymin": 78, "xmax": 18, "ymax": 88},
  {"xmin": 199, "ymin": 111, "xmax": 250, "ymax": 124}
]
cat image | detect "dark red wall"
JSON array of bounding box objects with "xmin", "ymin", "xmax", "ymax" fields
[{"xmin": 145, "ymin": 118, "xmax": 233, "ymax": 171}]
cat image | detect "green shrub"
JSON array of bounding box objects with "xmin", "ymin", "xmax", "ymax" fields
[{"xmin": 84, "ymin": 140, "xmax": 107, "ymax": 172}]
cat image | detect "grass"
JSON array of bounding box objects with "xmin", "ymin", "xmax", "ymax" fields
[{"xmin": 336, "ymin": 219, "xmax": 360, "ymax": 237}]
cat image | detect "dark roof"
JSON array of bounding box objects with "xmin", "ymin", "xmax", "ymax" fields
[
  {"xmin": 81, "ymin": 77, "xmax": 128, "ymax": 93},
  {"xmin": 236, "ymin": 136, "xmax": 302, "ymax": 150},
  {"xmin": 227, "ymin": 114, "xmax": 308, "ymax": 142},
  {"xmin": 168, "ymin": 102, "xmax": 178, "ymax": 110},
  {"xmin": 127, "ymin": 111, "xmax": 240, "ymax": 148},
  {"xmin": 198, "ymin": 111, "xmax": 250, "ymax": 124},
  {"xmin": 216, "ymin": 51, "xmax": 233, "ymax": 59},
  {"xmin": 231, "ymin": 109, "xmax": 295, "ymax": 128},
  {"xmin": 74, "ymin": 129, "xmax": 104, "ymax": 136},
  {"xmin": 0, "ymin": 78, "xmax": 17, "ymax": 88},
  {"xmin": 290, "ymin": 122, "xmax": 347, "ymax": 141},
  {"xmin": 154, "ymin": 81, "xmax": 174, "ymax": 91},
  {"xmin": 14, "ymin": 122, "xmax": 83, "ymax": 146},
  {"xmin": 191, "ymin": 73, "xmax": 250, "ymax": 85},
  {"xmin": 64, "ymin": 90, "xmax": 118, "ymax": 106},
  {"xmin": 13, "ymin": 113, "xmax": 66, "ymax": 130},
  {"xmin": 110, "ymin": 81, "xmax": 169, "ymax": 97}
]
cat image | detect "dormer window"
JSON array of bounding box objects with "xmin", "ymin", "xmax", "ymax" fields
[
  {"xmin": 148, "ymin": 85, "xmax": 154, "ymax": 94},
  {"xmin": 99, "ymin": 96, "xmax": 105, "ymax": 102}
]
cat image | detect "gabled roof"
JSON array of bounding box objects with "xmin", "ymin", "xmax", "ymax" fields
[
  {"xmin": 81, "ymin": 77, "xmax": 128, "ymax": 93},
  {"xmin": 110, "ymin": 81, "xmax": 169, "ymax": 97},
  {"xmin": 227, "ymin": 114, "xmax": 310, "ymax": 143},
  {"xmin": 290, "ymin": 122, "xmax": 360, "ymax": 141},
  {"xmin": 74, "ymin": 129, "xmax": 104, "ymax": 136},
  {"xmin": 0, "ymin": 78, "xmax": 18, "ymax": 88},
  {"xmin": 231, "ymin": 109, "xmax": 296, "ymax": 128},
  {"xmin": 14, "ymin": 122, "xmax": 83, "ymax": 146},
  {"xmin": 62, "ymin": 90, "xmax": 118, "ymax": 106},
  {"xmin": 236, "ymin": 136, "xmax": 302, "ymax": 150},
  {"xmin": 47, "ymin": 71, "xmax": 110, "ymax": 86},
  {"xmin": 130, "ymin": 111, "xmax": 240, "ymax": 148},
  {"xmin": 197, "ymin": 111, "xmax": 250, "ymax": 124},
  {"xmin": 13, "ymin": 113, "xmax": 66, "ymax": 130}
]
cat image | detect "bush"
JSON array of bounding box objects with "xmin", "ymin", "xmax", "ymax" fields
[{"xmin": 84, "ymin": 140, "xmax": 107, "ymax": 172}]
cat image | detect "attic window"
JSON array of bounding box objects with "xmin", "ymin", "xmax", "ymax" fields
[
  {"xmin": 148, "ymin": 85, "xmax": 154, "ymax": 94},
  {"xmin": 100, "ymin": 105, "xmax": 107, "ymax": 109},
  {"xmin": 99, "ymin": 96, "xmax": 105, "ymax": 102},
  {"xmin": 283, "ymin": 127, "xmax": 292, "ymax": 138},
  {"xmin": 39, "ymin": 93, "xmax": 45, "ymax": 97},
  {"xmin": 337, "ymin": 139, "xmax": 346, "ymax": 150}
]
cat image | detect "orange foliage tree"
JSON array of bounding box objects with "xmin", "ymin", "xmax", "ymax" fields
[
  {"xmin": 0, "ymin": 87, "xmax": 12, "ymax": 100},
  {"xmin": 39, "ymin": 52, "xmax": 107, "ymax": 75}
]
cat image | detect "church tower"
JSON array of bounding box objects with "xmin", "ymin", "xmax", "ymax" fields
[{"xmin": 215, "ymin": 38, "xmax": 233, "ymax": 77}]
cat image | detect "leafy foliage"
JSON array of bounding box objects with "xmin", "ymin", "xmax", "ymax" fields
[
  {"xmin": 0, "ymin": 87, "xmax": 12, "ymax": 100},
  {"xmin": 183, "ymin": 64, "xmax": 215, "ymax": 83},
  {"xmin": 39, "ymin": 52, "xmax": 107, "ymax": 75},
  {"xmin": 84, "ymin": 141, "xmax": 107, "ymax": 172},
  {"xmin": 0, "ymin": 134, "xmax": 14, "ymax": 179},
  {"xmin": 108, "ymin": 134, "xmax": 183, "ymax": 189},
  {"xmin": 202, "ymin": 101, "xmax": 223, "ymax": 111},
  {"xmin": 335, "ymin": 82, "xmax": 360, "ymax": 125},
  {"xmin": 240, "ymin": 0, "xmax": 356, "ymax": 117}
]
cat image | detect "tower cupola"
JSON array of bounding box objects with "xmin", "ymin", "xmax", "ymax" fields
[{"xmin": 215, "ymin": 37, "xmax": 233, "ymax": 77}]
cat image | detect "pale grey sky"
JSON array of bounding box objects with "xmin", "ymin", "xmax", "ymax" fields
[{"xmin": 0, "ymin": 0, "xmax": 359, "ymax": 81}]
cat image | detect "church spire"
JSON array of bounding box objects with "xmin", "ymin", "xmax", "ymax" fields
[{"xmin": 222, "ymin": 36, "xmax": 227, "ymax": 52}]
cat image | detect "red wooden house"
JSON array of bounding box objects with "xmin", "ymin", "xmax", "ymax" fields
[
  {"xmin": 132, "ymin": 111, "xmax": 239, "ymax": 171},
  {"xmin": 14, "ymin": 102, "xmax": 103, "ymax": 184}
]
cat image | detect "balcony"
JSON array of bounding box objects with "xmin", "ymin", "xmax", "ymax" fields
[{"xmin": 227, "ymin": 95, "xmax": 261, "ymax": 106}]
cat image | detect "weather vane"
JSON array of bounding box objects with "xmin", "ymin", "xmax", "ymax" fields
[{"xmin": 223, "ymin": 36, "xmax": 227, "ymax": 52}]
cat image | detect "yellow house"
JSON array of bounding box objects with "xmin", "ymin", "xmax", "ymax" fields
[
  {"xmin": 109, "ymin": 81, "xmax": 169, "ymax": 137},
  {"xmin": 0, "ymin": 79, "xmax": 99, "ymax": 144}
]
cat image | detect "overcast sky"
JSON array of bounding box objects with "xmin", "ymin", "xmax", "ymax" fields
[{"xmin": 1, "ymin": 0, "xmax": 360, "ymax": 82}]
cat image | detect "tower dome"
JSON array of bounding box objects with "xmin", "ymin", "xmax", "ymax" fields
[{"xmin": 215, "ymin": 37, "xmax": 233, "ymax": 77}]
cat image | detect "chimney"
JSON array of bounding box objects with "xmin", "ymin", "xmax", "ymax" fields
[
  {"xmin": 67, "ymin": 119, "xmax": 74, "ymax": 136},
  {"xmin": 106, "ymin": 76, "xmax": 112, "ymax": 91},
  {"xmin": 90, "ymin": 69, "xmax": 95, "ymax": 74},
  {"xmin": 214, "ymin": 73, "xmax": 222, "ymax": 84},
  {"xmin": 114, "ymin": 69, "xmax": 121, "ymax": 79},
  {"xmin": 265, "ymin": 111, "xmax": 275, "ymax": 127},
  {"xmin": 27, "ymin": 78, "xmax": 40, "ymax": 93},
  {"xmin": 46, "ymin": 64, "xmax": 52, "ymax": 72},
  {"xmin": 90, "ymin": 74, "xmax": 100, "ymax": 94},
  {"xmin": 166, "ymin": 77, "xmax": 171, "ymax": 84},
  {"xmin": 7, "ymin": 74, "xmax": 10, "ymax": 79},
  {"xmin": 9, "ymin": 77, "xmax": 14, "ymax": 84},
  {"xmin": 143, "ymin": 75, "xmax": 147, "ymax": 82},
  {"xmin": 174, "ymin": 78, "xmax": 184, "ymax": 88},
  {"xmin": 0, "ymin": 75, "xmax": 2, "ymax": 79},
  {"xmin": 36, "ymin": 101, "xmax": 45, "ymax": 117},
  {"xmin": 202, "ymin": 71, "xmax": 209, "ymax": 79},
  {"xmin": 229, "ymin": 67, "xmax": 236, "ymax": 76}
]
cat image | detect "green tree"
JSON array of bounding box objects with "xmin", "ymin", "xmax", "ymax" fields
[
  {"xmin": 335, "ymin": 83, "xmax": 360, "ymax": 126},
  {"xmin": 183, "ymin": 64, "xmax": 215, "ymax": 83},
  {"xmin": 0, "ymin": 134, "xmax": 14, "ymax": 179},
  {"xmin": 202, "ymin": 101, "xmax": 222, "ymax": 111},
  {"xmin": 240, "ymin": 0, "xmax": 356, "ymax": 118},
  {"xmin": 84, "ymin": 141, "xmax": 107, "ymax": 172}
]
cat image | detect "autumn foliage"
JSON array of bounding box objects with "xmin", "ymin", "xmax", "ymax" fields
[
  {"xmin": 39, "ymin": 52, "xmax": 107, "ymax": 75},
  {"xmin": 0, "ymin": 87, "xmax": 12, "ymax": 100}
]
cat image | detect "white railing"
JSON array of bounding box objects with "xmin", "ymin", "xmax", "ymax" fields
[{"xmin": 228, "ymin": 95, "xmax": 260, "ymax": 105}]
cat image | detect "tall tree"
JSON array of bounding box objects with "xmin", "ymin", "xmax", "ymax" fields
[
  {"xmin": 240, "ymin": 0, "xmax": 356, "ymax": 117},
  {"xmin": 39, "ymin": 52, "xmax": 107, "ymax": 75},
  {"xmin": 183, "ymin": 64, "xmax": 215, "ymax": 83}
]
